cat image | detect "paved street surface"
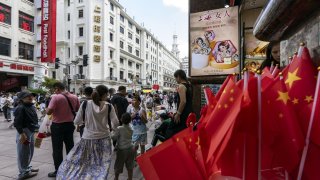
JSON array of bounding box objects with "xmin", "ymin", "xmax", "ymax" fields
[{"xmin": 0, "ymin": 111, "xmax": 159, "ymax": 180}]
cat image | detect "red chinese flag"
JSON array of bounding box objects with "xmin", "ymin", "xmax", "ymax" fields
[
  {"xmin": 215, "ymin": 74, "xmax": 234, "ymax": 100},
  {"xmin": 261, "ymin": 77, "xmax": 304, "ymax": 173},
  {"xmin": 283, "ymin": 46, "xmax": 318, "ymax": 145},
  {"xmin": 205, "ymin": 79, "xmax": 243, "ymax": 162},
  {"xmin": 137, "ymin": 129, "xmax": 204, "ymax": 180}
]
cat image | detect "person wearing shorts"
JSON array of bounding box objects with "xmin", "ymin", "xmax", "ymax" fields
[
  {"xmin": 127, "ymin": 95, "xmax": 148, "ymax": 155},
  {"xmin": 112, "ymin": 113, "xmax": 134, "ymax": 180}
]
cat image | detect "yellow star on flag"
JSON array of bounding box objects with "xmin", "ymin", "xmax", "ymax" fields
[
  {"xmin": 305, "ymin": 95, "xmax": 313, "ymax": 103},
  {"xmin": 292, "ymin": 98, "xmax": 299, "ymax": 105},
  {"xmin": 285, "ymin": 68, "xmax": 302, "ymax": 88},
  {"xmin": 229, "ymin": 97, "xmax": 234, "ymax": 102},
  {"xmin": 224, "ymin": 104, "xmax": 228, "ymax": 109},
  {"xmin": 277, "ymin": 91, "xmax": 290, "ymax": 105},
  {"xmin": 218, "ymin": 104, "xmax": 222, "ymax": 109},
  {"xmin": 230, "ymin": 89, "xmax": 234, "ymax": 94}
]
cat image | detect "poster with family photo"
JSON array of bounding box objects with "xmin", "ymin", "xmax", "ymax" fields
[{"xmin": 190, "ymin": 6, "xmax": 240, "ymax": 76}]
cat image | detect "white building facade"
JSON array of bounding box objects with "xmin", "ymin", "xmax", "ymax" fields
[
  {"xmin": 0, "ymin": 0, "xmax": 48, "ymax": 92},
  {"xmin": 181, "ymin": 56, "xmax": 189, "ymax": 77},
  {"xmin": 54, "ymin": 0, "xmax": 181, "ymax": 93}
]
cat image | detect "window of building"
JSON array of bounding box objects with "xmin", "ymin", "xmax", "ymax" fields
[
  {"xmin": 120, "ymin": 71, "xmax": 124, "ymax": 79},
  {"xmin": 136, "ymin": 38, "xmax": 139, "ymax": 44},
  {"xmin": 135, "ymin": 50, "xmax": 139, "ymax": 57},
  {"xmin": 136, "ymin": 64, "xmax": 139, "ymax": 69},
  {"xmin": 52, "ymin": 71, "xmax": 56, "ymax": 79},
  {"xmin": 110, "ymin": 50, "xmax": 113, "ymax": 59},
  {"xmin": 0, "ymin": 36, "xmax": 11, "ymax": 56},
  {"xmin": 136, "ymin": 28, "xmax": 140, "ymax": 34},
  {"xmin": 19, "ymin": 42, "xmax": 34, "ymax": 61},
  {"xmin": 26, "ymin": 0, "xmax": 34, "ymax": 2},
  {"xmin": 110, "ymin": 16, "xmax": 114, "ymax": 25},
  {"xmin": 0, "ymin": 3, "xmax": 11, "ymax": 25},
  {"xmin": 78, "ymin": 9, "xmax": 83, "ymax": 18},
  {"xmin": 120, "ymin": 58, "xmax": 124, "ymax": 64},
  {"xmin": 67, "ymin": 0, "xmax": 70, "ymax": 6},
  {"xmin": 128, "ymin": 45, "xmax": 132, "ymax": 53},
  {"xmin": 67, "ymin": 13, "xmax": 70, "ymax": 21},
  {"xmin": 19, "ymin": 12, "xmax": 34, "ymax": 32},
  {"xmin": 128, "ymin": 21, "xmax": 133, "ymax": 29},
  {"xmin": 120, "ymin": 26, "xmax": 124, "ymax": 34},
  {"xmin": 79, "ymin": 27, "xmax": 83, "ymax": 37},
  {"xmin": 79, "ymin": 0, "xmax": 83, "ymax": 3},
  {"xmin": 146, "ymin": 54, "xmax": 148, "ymax": 60},
  {"xmin": 120, "ymin": 41, "xmax": 124, "ymax": 49},
  {"xmin": 110, "ymin": 32, "xmax": 113, "ymax": 42},
  {"xmin": 110, "ymin": 68, "xmax": 113, "ymax": 77},
  {"xmin": 128, "ymin": 61, "xmax": 132, "ymax": 67},
  {"xmin": 79, "ymin": 65, "xmax": 83, "ymax": 74},
  {"xmin": 68, "ymin": 48, "xmax": 70, "ymax": 58},
  {"xmin": 128, "ymin": 32, "xmax": 132, "ymax": 39},
  {"xmin": 68, "ymin": 30, "xmax": 70, "ymax": 39},
  {"xmin": 78, "ymin": 46, "xmax": 83, "ymax": 55},
  {"xmin": 110, "ymin": 3, "xmax": 114, "ymax": 11},
  {"xmin": 120, "ymin": 14, "xmax": 124, "ymax": 22},
  {"xmin": 146, "ymin": 43, "xmax": 148, "ymax": 48}
]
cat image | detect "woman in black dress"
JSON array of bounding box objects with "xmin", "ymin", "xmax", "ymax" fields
[{"xmin": 167, "ymin": 70, "xmax": 193, "ymax": 137}]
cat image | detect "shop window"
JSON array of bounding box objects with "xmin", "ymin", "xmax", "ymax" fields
[
  {"xmin": 0, "ymin": 36, "xmax": 11, "ymax": 56},
  {"xmin": 19, "ymin": 42, "xmax": 34, "ymax": 61},
  {"xmin": 0, "ymin": 3, "xmax": 11, "ymax": 25},
  {"xmin": 19, "ymin": 12, "xmax": 34, "ymax": 32}
]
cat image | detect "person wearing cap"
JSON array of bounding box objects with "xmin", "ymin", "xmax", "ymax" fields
[{"xmin": 13, "ymin": 91, "xmax": 40, "ymax": 180}]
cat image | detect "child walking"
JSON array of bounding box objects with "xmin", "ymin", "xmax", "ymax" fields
[
  {"xmin": 127, "ymin": 95, "xmax": 148, "ymax": 155},
  {"xmin": 112, "ymin": 113, "xmax": 135, "ymax": 180}
]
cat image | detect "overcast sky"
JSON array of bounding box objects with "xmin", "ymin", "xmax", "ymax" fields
[{"xmin": 119, "ymin": 0, "xmax": 189, "ymax": 59}]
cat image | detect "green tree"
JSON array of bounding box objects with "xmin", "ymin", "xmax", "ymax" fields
[{"xmin": 41, "ymin": 77, "xmax": 59, "ymax": 91}]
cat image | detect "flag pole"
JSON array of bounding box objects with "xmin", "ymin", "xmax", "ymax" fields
[
  {"xmin": 270, "ymin": 61, "xmax": 275, "ymax": 73},
  {"xmin": 297, "ymin": 66, "xmax": 320, "ymax": 180},
  {"xmin": 257, "ymin": 70, "xmax": 262, "ymax": 180},
  {"xmin": 242, "ymin": 69, "xmax": 248, "ymax": 180}
]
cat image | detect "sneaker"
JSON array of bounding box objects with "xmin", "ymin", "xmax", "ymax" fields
[
  {"xmin": 31, "ymin": 168, "xmax": 39, "ymax": 172},
  {"xmin": 18, "ymin": 172, "xmax": 38, "ymax": 180},
  {"xmin": 48, "ymin": 171, "xmax": 57, "ymax": 177}
]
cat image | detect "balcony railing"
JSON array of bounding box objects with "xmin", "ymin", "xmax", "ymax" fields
[{"xmin": 106, "ymin": 77, "xmax": 118, "ymax": 81}]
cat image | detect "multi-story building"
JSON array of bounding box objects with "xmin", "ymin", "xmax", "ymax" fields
[
  {"xmin": 0, "ymin": 0, "xmax": 48, "ymax": 92},
  {"xmin": 54, "ymin": 0, "xmax": 181, "ymax": 93},
  {"xmin": 181, "ymin": 56, "xmax": 189, "ymax": 77}
]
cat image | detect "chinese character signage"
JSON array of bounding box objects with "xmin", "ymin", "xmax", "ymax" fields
[
  {"xmin": 41, "ymin": 0, "xmax": 56, "ymax": 63},
  {"xmin": 190, "ymin": 6, "xmax": 239, "ymax": 76},
  {"xmin": 92, "ymin": 6, "xmax": 102, "ymax": 62}
]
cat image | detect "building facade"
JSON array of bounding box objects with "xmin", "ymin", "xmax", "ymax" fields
[
  {"xmin": 181, "ymin": 56, "xmax": 189, "ymax": 77},
  {"xmin": 54, "ymin": 0, "xmax": 181, "ymax": 93},
  {"xmin": 0, "ymin": 0, "xmax": 48, "ymax": 92}
]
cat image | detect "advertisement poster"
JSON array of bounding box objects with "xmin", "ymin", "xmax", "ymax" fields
[
  {"xmin": 244, "ymin": 31, "xmax": 269, "ymax": 71},
  {"xmin": 190, "ymin": 6, "xmax": 239, "ymax": 76},
  {"xmin": 41, "ymin": 0, "xmax": 57, "ymax": 63}
]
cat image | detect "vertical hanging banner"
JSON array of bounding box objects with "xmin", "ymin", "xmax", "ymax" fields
[
  {"xmin": 41, "ymin": 0, "xmax": 56, "ymax": 63},
  {"xmin": 190, "ymin": 6, "xmax": 239, "ymax": 76}
]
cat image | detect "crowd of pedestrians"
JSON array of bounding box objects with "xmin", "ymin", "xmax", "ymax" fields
[{"xmin": 0, "ymin": 69, "xmax": 192, "ymax": 179}]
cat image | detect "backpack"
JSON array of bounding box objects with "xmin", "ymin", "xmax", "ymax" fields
[{"xmin": 81, "ymin": 101, "xmax": 113, "ymax": 131}]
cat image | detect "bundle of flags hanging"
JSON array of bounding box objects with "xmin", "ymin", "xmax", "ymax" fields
[{"xmin": 137, "ymin": 43, "xmax": 320, "ymax": 180}]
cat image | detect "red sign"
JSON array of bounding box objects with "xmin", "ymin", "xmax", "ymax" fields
[
  {"xmin": 0, "ymin": 62, "xmax": 3, "ymax": 67},
  {"xmin": 17, "ymin": 65, "xmax": 23, "ymax": 70},
  {"xmin": 41, "ymin": 0, "xmax": 56, "ymax": 63},
  {"xmin": 10, "ymin": 64, "xmax": 16, "ymax": 69},
  {"xmin": 28, "ymin": 67, "xmax": 34, "ymax": 71},
  {"xmin": 152, "ymin": 84, "xmax": 160, "ymax": 90}
]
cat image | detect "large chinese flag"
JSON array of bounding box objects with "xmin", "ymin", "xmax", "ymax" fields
[
  {"xmin": 204, "ymin": 79, "xmax": 243, "ymax": 166},
  {"xmin": 261, "ymin": 76, "xmax": 304, "ymax": 174},
  {"xmin": 283, "ymin": 46, "xmax": 318, "ymax": 145},
  {"xmin": 137, "ymin": 128, "xmax": 204, "ymax": 180},
  {"xmin": 215, "ymin": 74, "xmax": 234, "ymax": 100}
]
